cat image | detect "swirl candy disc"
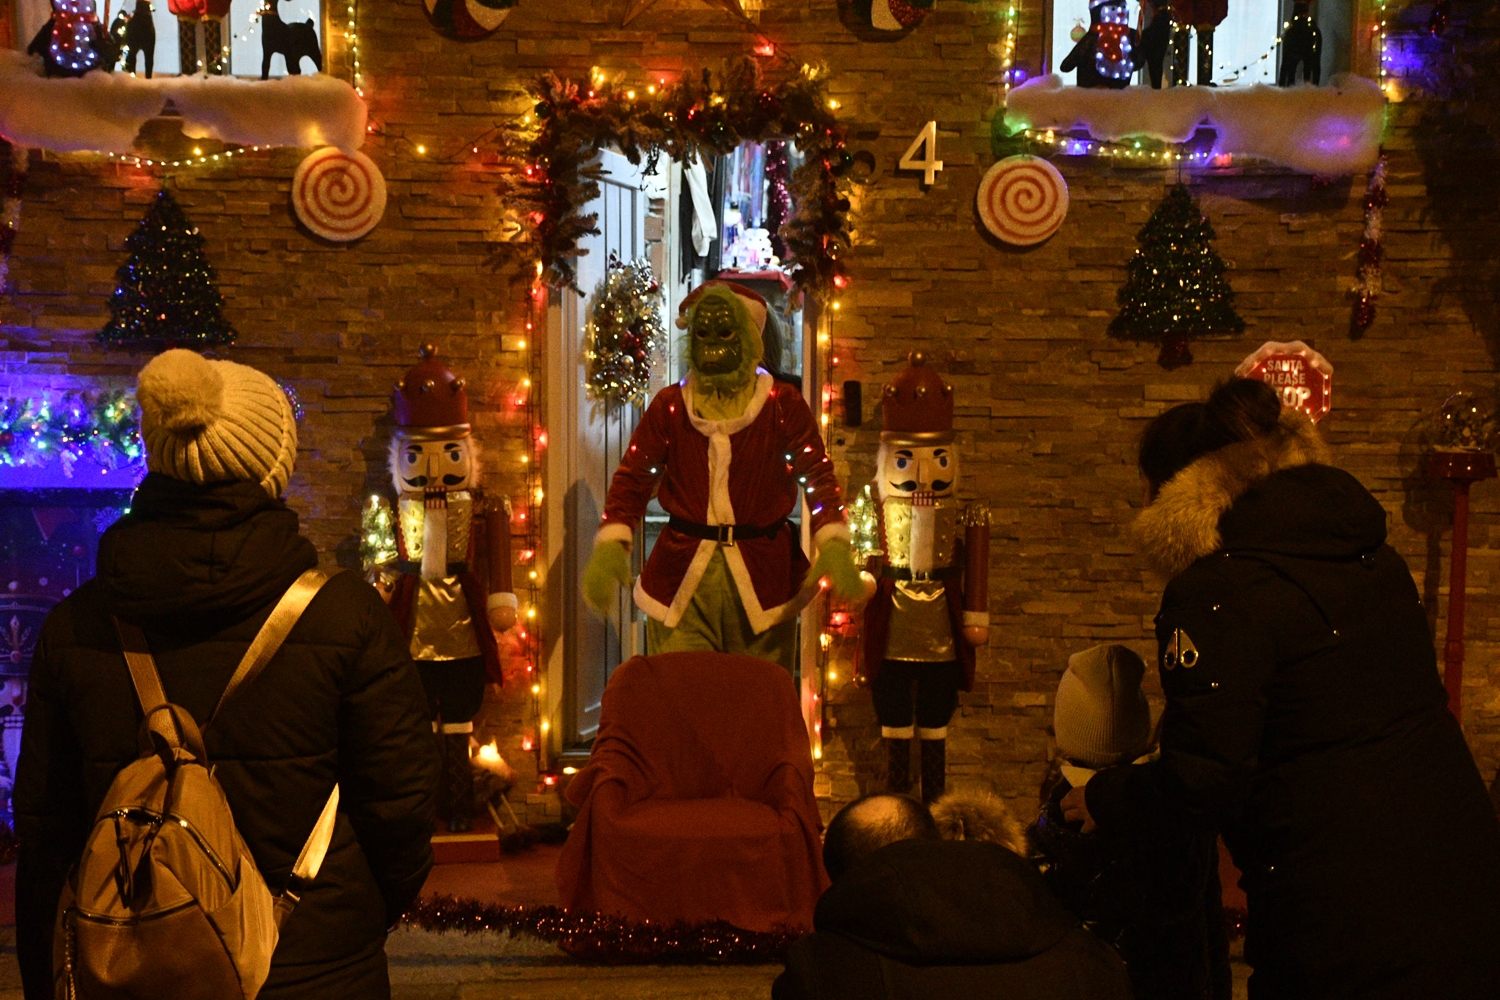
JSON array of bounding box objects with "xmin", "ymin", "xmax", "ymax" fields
[
  {"xmin": 976, "ymin": 155, "xmax": 1069, "ymax": 246},
  {"xmin": 292, "ymin": 148, "xmax": 387, "ymax": 242}
]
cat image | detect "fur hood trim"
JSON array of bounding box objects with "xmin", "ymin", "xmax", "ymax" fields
[
  {"xmin": 929, "ymin": 789, "xmax": 1028, "ymax": 857},
  {"xmin": 1133, "ymin": 408, "xmax": 1331, "ymax": 580}
]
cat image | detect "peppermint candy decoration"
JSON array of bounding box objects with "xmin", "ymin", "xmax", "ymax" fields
[
  {"xmin": 292, "ymin": 148, "xmax": 387, "ymax": 242},
  {"xmin": 976, "ymin": 155, "xmax": 1070, "ymax": 247}
]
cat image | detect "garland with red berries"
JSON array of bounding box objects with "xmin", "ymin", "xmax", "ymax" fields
[
  {"xmin": 1351, "ymin": 154, "xmax": 1387, "ymax": 334},
  {"xmin": 501, "ymin": 57, "xmax": 851, "ymax": 298}
]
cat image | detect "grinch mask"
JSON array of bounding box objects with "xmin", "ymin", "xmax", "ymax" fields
[
  {"xmin": 877, "ymin": 442, "xmax": 959, "ymax": 500},
  {"xmin": 690, "ymin": 295, "xmax": 752, "ymax": 376},
  {"xmin": 394, "ymin": 436, "xmax": 475, "ymax": 494}
]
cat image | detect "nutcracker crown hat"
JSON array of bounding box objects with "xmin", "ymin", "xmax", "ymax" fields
[
  {"xmin": 676, "ymin": 280, "xmax": 769, "ymax": 335},
  {"xmin": 880, "ymin": 351, "xmax": 954, "ymax": 444},
  {"xmin": 393, "ymin": 343, "xmax": 471, "ymax": 441},
  {"xmin": 1053, "ymin": 644, "xmax": 1152, "ymax": 770}
]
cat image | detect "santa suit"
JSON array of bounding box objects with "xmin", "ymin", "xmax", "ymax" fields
[{"xmin": 596, "ymin": 371, "xmax": 849, "ymax": 648}]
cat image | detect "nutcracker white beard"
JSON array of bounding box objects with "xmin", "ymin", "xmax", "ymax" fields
[{"xmin": 391, "ymin": 435, "xmax": 480, "ymax": 579}]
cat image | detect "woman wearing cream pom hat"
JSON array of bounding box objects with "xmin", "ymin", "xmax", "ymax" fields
[{"xmin": 15, "ymin": 350, "xmax": 439, "ymax": 1000}]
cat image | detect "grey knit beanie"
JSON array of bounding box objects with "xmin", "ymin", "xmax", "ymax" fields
[
  {"xmin": 1053, "ymin": 644, "xmax": 1152, "ymax": 769},
  {"xmin": 137, "ymin": 349, "xmax": 297, "ymax": 498}
]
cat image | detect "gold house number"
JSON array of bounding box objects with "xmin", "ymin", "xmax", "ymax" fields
[{"xmin": 899, "ymin": 120, "xmax": 944, "ymax": 185}]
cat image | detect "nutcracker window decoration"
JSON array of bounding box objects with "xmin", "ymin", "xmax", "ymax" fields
[
  {"xmin": 583, "ymin": 281, "xmax": 862, "ymax": 671},
  {"xmin": 378, "ymin": 344, "xmax": 516, "ymax": 833},
  {"xmin": 861, "ymin": 352, "xmax": 991, "ymax": 804}
]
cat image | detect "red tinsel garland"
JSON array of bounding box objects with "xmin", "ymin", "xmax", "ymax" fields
[{"xmin": 402, "ymin": 894, "xmax": 801, "ymax": 964}]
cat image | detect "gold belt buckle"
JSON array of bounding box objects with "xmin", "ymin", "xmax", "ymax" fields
[{"xmin": 721, "ymin": 524, "xmax": 735, "ymax": 547}]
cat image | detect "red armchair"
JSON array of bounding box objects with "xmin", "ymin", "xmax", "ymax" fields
[{"xmin": 556, "ymin": 651, "xmax": 829, "ymax": 932}]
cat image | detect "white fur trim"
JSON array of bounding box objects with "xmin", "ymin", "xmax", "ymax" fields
[
  {"xmin": 634, "ymin": 539, "xmax": 717, "ymax": 628},
  {"xmin": 487, "ymin": 592, "xmax": 518, "ymax": 610},
  {"xmin": 681, "ymin": 372, "xmax": 774, "ymax": 438},
  {"xmin": 962, "ymin": 610, "xmax": 990, "ymax": 627},
  {"xmin": 721, "ymin": 543, "xmax": 819, "ymax": 633},
  {"xmin": 881, "ymin": 725, "xmax": 916, "ymax": 739},
  {"xmin": 812, "ymin": 523, "xmax": 852, "ymax": 549},
  {"xmin": 916, "ymin": 726, "xmax": 948, "ymax": 740},
  {"xmin": 595, "ymin": 523, "xmax": 635, "ymax": 547}
]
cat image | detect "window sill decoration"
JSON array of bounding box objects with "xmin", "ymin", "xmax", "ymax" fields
[
  {"xmin": 508, "ymin": 57, "xmax": 851, "ymax": 298},
  {"xmin": 1004, "ymin": 73, "xmax": 1386, "ymax": 176},
  {"xmin": 0, "ymin": 49, "xmax": 366, "ymax": 156}
]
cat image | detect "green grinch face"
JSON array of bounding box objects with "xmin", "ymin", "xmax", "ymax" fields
[
  {"xmin": 689, "ymin": 297, "xmax": 744, "ymax": 376},
  {"xmin": 395, "ymin": 437, "xmax": 474, "ymax": 493}
]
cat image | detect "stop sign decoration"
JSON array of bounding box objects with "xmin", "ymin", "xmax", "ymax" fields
[{"xmin": 1235, "ymin": 341, "xmax": 1333, "ymax": 423}]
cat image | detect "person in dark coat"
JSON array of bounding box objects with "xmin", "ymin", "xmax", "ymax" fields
[
  {"xmin": 15, "ymin": 350, "xmax": 440, "ymax": 1000},
  {"xmin": 772, "ymin": 794, "xmax": 1132, "ymax": 1000},
  {"xmin": 1032, "ymin": 644, "xmax": 1230, "ymax": 1000},
  {"xmin": 1065, "ymin": 378, "xmax": 1500, "ymax": 999}
]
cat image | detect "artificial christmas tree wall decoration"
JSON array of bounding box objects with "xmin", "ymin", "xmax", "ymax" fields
[
  {"xmin": 1109, "ymin": 183, "xmax": 1243, "ymax": 368},
  {"xmin": 99, "ymin": 189, "xmax": 236, "ymax": 348}
]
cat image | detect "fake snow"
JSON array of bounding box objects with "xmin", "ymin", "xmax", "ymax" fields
[
  {"xmin": 1005, "ymin": 74, "xmax": 1386, "ymax": 176},
  {"xmin": 0, "ymin": 50, "xmax": 366, "ymax": 155}
]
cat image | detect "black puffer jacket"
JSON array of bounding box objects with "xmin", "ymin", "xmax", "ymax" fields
[
  {"xmin": 1030, "ymin": 774, "xmax": 1229, "ymax": 1000},
  {"xmin": 1088, "ymin": 414, "xmax": 1500, "ymax": 1000},
  {"xmin": 772, "ymin": 839, "xmax": 1132, "ymax": 1000},
  {"xmin": 15, "ymin": 474, "xmax": 439, "ymax": 1000}
]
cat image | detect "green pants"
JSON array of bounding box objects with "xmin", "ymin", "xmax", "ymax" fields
[{"xmin": 646, "ymin": 549, "xmax": 799, "ymax": 674}]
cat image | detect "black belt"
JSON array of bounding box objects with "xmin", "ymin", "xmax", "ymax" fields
[
  {"xmin": 397, "ymin": 560, "xmax": 469, "ymax": 576},
  {"xmin": 881, "ymin": 565, "xmax": 960, "ymax": 582},
  {"xmin": 667, "ymin": 516, "xmax": 788, "ymax": 546}
]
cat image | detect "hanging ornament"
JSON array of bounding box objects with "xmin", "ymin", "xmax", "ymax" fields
[
  {"xmin": 583, "ymin": 255, "xmax": 666, "ymax": 410},
  {"xmin": 838, "ymin": 0, "xmax": 932, "ymax": 32},
  {"xmin": 292, "ymin": 147, "xmax": 387, "ymax": 242},
  {"xmin": 1350, "ymin": 154, "xmax": 1386, "ymax": 335},
  {"xmin": 976, "ymin": 155, "xmax": 1069, "ymax": 247},
  {"xmin": 0, "ymin": 140, "xmax": 26, "ymax": 296},
  {"xmin": 425, "ymin": 0, "xmax": 516, "ymax": 38}
]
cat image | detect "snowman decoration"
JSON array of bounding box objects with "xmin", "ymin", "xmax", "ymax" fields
[{"xmin": 1060, "ymin": 0, "xmax": 1139, "ymax": 89}]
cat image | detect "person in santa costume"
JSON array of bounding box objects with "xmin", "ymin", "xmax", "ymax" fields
[
  {"xmin": 583, "ymin": 281, "xmax": 862, "ymax": 670},
  {"xmin": 383, "ymin": 344, "xmax": 516, "ymax": 832},
  {"xmin": 861, "ymin": 352, "xmax": 991, "ymax": 804}
]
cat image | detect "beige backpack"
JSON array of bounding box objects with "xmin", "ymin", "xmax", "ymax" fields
[{"xmin": 54, "ymin": 569, "xmax": 342, "ymax": 1000}]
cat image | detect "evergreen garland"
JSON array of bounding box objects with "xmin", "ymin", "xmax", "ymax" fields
[
  {"xmin": 99, "ymin": 189, "xmax": 237, "ymax": 348},
  {"xmin": 0, "ymin": 391, "xmax": 142, "ymax": 471},
  {"xmin": 584, "ymin": 255, "xmax": 666, "ymax": 409},
  {"xmin": 1109, "ymin": 184, "xmax": 1244, "ymax": 369},
  {"xmin": 506, "ymin": 58, "xmax": 851, "ymax": 298}
]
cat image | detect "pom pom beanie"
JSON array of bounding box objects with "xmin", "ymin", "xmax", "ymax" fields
[
  {"xmin": 1053, "ymin": 643, "xmax": 1152, "ymax": 770},
  {"xmin": 137, "ymin": 349, "xmax": 297, "ymax": 498}
]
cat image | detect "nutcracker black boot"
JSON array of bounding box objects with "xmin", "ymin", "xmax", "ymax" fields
[
  {"xmin": 432, "ymin": 727, "xmax": 453, "ymax": 829},
  {"xmin": 445, "ymin": 733, "xmax": 475, "ymax": 833},
  {"xmin": 886, "ymin": 737, "xmax": 913, "ymax": 795},
  {"xmin": 919, "ymin": 738, "xmax": 946, "ymax": 805}
]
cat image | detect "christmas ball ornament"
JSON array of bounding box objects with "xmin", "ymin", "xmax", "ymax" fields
[
  {"xmin": 292, "ymin": 147, "xmax": 387, "ymax": 242},
  {"xmin": 424, "ymin": 0, "xmax": 516, "ymax": 39},
  {"xmin": 1436, "ymin": 392, "xmax": 1498, "ymax": 453},
  {"xmin": 976, "ymin": 155, "xmax": 1070, "ymax": 246}
]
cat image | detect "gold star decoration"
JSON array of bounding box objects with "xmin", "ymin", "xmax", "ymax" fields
[{"xmin": 621, "ymin": 0, "xmax": 759, "ymax": 27}]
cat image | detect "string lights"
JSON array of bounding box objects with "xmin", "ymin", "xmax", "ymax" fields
[
  {"xmin": 105, "ymin": 145, "xmax": 269, "ymax": 170},
  {"xmin": 996, "ymin": 0, "xmax": 1020, "ymax": 103},
  {"xmin": 1023, "ymin": 129, "xmax": 1230, "ymax": 166},
  {"xmin": 517, "ymin": 260, "xmax": 549, "ymax": 779}
]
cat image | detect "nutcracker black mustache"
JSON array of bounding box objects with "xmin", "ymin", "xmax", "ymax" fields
[
  {"xmin": 402, "ymin": 474, "xmax": 468, "ymax": 488},
  {"xmin": 889, "ymin": 480, "xmax": 952, "ymax": 493}
]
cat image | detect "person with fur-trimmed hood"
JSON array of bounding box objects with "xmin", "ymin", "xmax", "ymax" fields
[
  {"xmin": 1063, "ymin": 379, "xmax": 1500, "ymax": 999},
  {"xmin": 583, "ymin": 281, "xmax": 862, "ymax": 671}
]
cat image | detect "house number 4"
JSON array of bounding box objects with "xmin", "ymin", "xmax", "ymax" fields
[{"xmin": 899, "ymin": 120, "xmax": 944, "ymax": 185}]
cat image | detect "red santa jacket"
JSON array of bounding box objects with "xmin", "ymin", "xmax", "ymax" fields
[{"xmin": 597, "ymin": 372, "xmax": 849, "ymax": 634}]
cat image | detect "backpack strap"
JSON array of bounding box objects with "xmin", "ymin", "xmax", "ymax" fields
[
  {"xmin": 208, "ymin": 567, "xmax": 338, "ymax": 729},
  {"xmin": 114, "ymin": 620, "xmax": 168, "ymax": 716}
]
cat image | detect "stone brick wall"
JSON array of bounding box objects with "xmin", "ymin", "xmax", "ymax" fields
[{"xmin": 2, "ymin": 0, "xmax": 1497, "ymax": 826}]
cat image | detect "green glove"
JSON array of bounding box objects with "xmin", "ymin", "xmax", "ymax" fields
[
  {"xmin": 805, "ymin": 536, "xmax": 864, "ymax": 601},
  {"xmin": 583, "ymin": 540, "xmax": 632, "ymax": 616}
]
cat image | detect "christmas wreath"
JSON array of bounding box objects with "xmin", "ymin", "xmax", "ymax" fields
[
  {"xmin": 500, "ymin": 56, "xmax": 852, "ymax": 298},
  {"xmin": 584, "ymin": 255, "xmax": 666, "ymax": 409}
]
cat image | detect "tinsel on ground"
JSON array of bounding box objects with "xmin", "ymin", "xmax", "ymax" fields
[
  {"xmin": 506, "ymin": 57, "xmax": 851, "ymax": 298},
  {"xmin": 99, "ymin": 188, "xmax": 236, "ymax": 347},
  {"xmin": 0, "ymin": 391, "xmax": 142, "ymax": 471},
  {"xmin": 402, "ymin": 895, "xmax": 801, "ymax": 964},
  {"xmin": 1109, "ymin": 183, "xmax": 1244, "ymax": 369},
  {"xmin": 585, "ymin": 255, "xmax": 666, "ymax": 409}
]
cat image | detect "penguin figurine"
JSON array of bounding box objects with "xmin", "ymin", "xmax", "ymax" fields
[
  {"xmin": 26, "ymin": 0, "xmax": 112, "ymax": 77},
  {"xmin": 1061, "ymin": 0, "xmax": 1139, "ymax": 89},
  {"xmin": 1278, "ymin": 0, "xmax": 1322, "ymax": 86}
]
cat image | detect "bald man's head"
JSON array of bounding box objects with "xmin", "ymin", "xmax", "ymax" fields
[{"xmin": 822, "ymin": 794, "xmax": 941, "ymax": 882}]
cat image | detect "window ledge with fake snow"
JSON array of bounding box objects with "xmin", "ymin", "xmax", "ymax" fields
[
  {"xmin": 1003, "ymin": 74, "xmax": 1385, "ymax": 176},
  {"xmin": 0, "ymin": 50, "xmax": 365, "ymax": 155}
]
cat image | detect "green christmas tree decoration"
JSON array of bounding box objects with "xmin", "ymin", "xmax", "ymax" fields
[
  {"xmin": 361, "ymin": 495, "xmax": 397, "ymax": 573},
  {"xmin": 98, "ymin": 189, "xmax": 237, "ymax": 347},
  {"xmin": 1109, "ymin": 183, "xmax": 1244, "ymax": 369}
]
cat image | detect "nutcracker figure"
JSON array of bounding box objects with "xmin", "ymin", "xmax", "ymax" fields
[
  {"xmin": 382, "ymin": 344, "xmax": 516, "ymax": 832},
  {"xmin": 861, "ymin": 353, "xmax": 991, "ymax": 804}
]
